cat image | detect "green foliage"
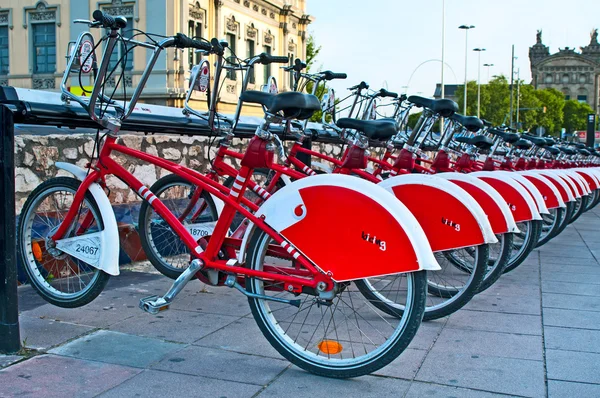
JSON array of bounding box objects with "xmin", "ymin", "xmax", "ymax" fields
[
  {"xmin": 563, "ymin": 100, "xmax": 594, "ymax": 133},
  {"xmin": 305, "ymin": 33, "xmax": 329, "ymax": 122},
  {"xmin": 533, "ymin": 88, "xmax": 564, "ymax": 135},
  {"xmin": 407, "ymin": 112, "xmax": 422, "ymax": 130}
]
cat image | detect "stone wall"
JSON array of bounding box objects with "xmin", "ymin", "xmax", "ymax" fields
[{"xmin": 14, "ymin": 132, "xmax": 352, "ymax": 214}]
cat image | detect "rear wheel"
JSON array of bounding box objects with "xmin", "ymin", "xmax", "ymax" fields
[
  {"xmin": 17, "ymin": 177, "xmax": 110, "ymax": 307},
  {"xmin": 503, "ymin": 220, "xmax": 541, "ymax": 274},
  {"xmin": 356, "ymin": 244, "xmax": 488, "ymax": 321},
  {"xmin": 568, "ymin": 195, "xmax": 589, "ymax": 224},
  {"xmin": 536, "ymin": 207, "xmax": 565, "ymax": 247},
  {"xmin": 246, "ymin": 229, "xmax": 428, "ymax": 378}
]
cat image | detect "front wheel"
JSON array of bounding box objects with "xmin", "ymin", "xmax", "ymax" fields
[
  {"xmin": 503, "ymin": 220, "xmax": 542, "ymax": 274},
  {"xmin": 17, "ymin": 177, "xmax": 110, "ymax": 307},
  {"xmin": 536, "ymin": 207, "xmax": 565, "ymax": 247},
  {"xmin": 246, "ymin": 230, "xmax": 427, "ymax": 378}
]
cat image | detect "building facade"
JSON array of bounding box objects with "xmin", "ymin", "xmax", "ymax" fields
[
  {"xmin": 530, "ymin": 29, "xmax": 600, "ymax": 115},
  {"xmin": 0, "ymin": 0, "xmax": 311, "ymax": 114}
]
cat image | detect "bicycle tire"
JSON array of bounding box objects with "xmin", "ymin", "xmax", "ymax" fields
[
  {"xmin": 535, "ymin": 207, "xmax": 565, "ymax": 248},
  {"xmin": 503, "ymin": 220, "xmax": 542, "ymax": 274}
]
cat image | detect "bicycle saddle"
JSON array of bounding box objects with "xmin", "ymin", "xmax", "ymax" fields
[
  {"xmin": 454, "ymin": 135, "xmax": 472, "ymax": 144},
  {"xmin": 522, "ymin": 134, "xmax": 548, "ymax": 147},
  {"xmin": 545, "ymin": 137, "xmax": 556, "ymax": 146},
  {"xmin": 407, "ymin": 95, "xmax": 459, "ymax": 117},
  {"xmin": 558, "ymin": 146, "xmax": 576, "ymax": 155},
  {"xmin": 545, "ymin": 146, "xmax": 560, "ymax": 155},
  {"xmin": 577, "ymin": 148, "xmax": 591, "ymax": 156},
  {"xmin": 336, "ymin": 118, "xmax": 397, "ymax": 140},
  {"xmin": 450, "ymin": 114, "xmax": 484, "ymax": 132},
  {"xmin": 513, "ymin": 138, "xmax": 532, "ymax": 150},
  {"xmin": 489, "ymin": 128, "xmax": 520, "ymax": 144},
  {"xmin": 481, "ymin": 119, "xmax": 493, "ymax": 128},
  {"xmin": 240, "ymin": 91, "xmax": 320, "ymax": 120},
  {"xmin": 467, "ymin": 135, "xmax": 494, "ymax": 149}
]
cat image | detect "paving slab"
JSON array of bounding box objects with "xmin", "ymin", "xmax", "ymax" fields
[
  {"xmin": 257, "ymin": 367, "xmax": 412, "ymax": 397},
  {"xmin": 405, "ymin": 381, "xmax": 510, "ymax": 398},
  {"xmin": 544, "ymin": 326, "xmax": 600, "ymax": 353},
  {"xmin": 21, "ymin": 303, "xmax": 136, "ymax": 328},
  {"xmin": 546, "ymin": 349, "xmax": 600, "ymax": 384},
  {"xmin": 0, "ymin": 354, "xmax": 141, "ymax": 397},
  {"xmin": 446, "ymin": 309, "xmax": 542, "ymax": 335},
  {"xmin": 406, "ymin": 319, "xmax": 446, "ymax": 351},
  {"xmin": 541, "ymin": 271, "xmax": 600, "ymax": 285},
  {"xmin": 548, "ymin": 380, "xmax": 600, "ymax": 398},
  {"xmin": 98, "ymin": 369, "xmax": 262, "ymax": 398},
  {"xmin": 18, "ymin": 316, "xmax": 94, "ymax": 350},
  {"xmin": 542, "ymin": 280, "xmax": 600, "ymax": 296},
  {"xmin": 193, "ymin": 316, "xmax": 282, "ymax": 358},
  {"xmin": 173, "ymin": 287, "xmax": 253, "ymax": 317},
  {"xmin": 0, "ymin": 355, "xmax": 23, "ymax": 369},
  {"xmin": 372, "ymin": 348, "xmax": 428, "ymax": 380},
  {"xmin": 543, "ymin": 307, "xmax": 600, "ymax": 330},
  {"xmin": 542, "ymin": 292, "xmax": 600, "ymax": 312},
  {"xmin": 415, "ymin": 351, "xmax": 546, "ymax": 397},
  {"xmin": 542, "ymin": 264, "xmax": 600, "ymax": 274},
  {"xmin": 49, "ymin": 330, "xmax": 184, "ymax": 368},
  {"xmin": 461, "ymin": 289, "xmax": 542, "ymax": 315},
  {"xmin": 151, "ymin": 345, "xmax": 289, "ymax": 385},
  {"xmin": 109, "ymin": 309, "xmax": 240, "ymax": 344},
  {"xmin": 428, "ymin": 327, "xmax": 543, "ymax": 361}
]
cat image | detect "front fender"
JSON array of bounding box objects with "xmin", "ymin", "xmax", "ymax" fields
[
  {"xmin": 378, "ymin": 174, "xmax": 498, "ymax": 252},
  {"xmin": 435, "ymin": 172, "xmax": 519, "ymax": 234},
  {"xmin": 55, "ymin": 162, "xmax": 120, "ymax": 276},
  {"xmin": 519, "ymin": 171, "xmax": 565, "ymax": 209},
  {"xmin": 493, "ymin": 171, "xmax": 549, "ymax": 214},
  {"xmin": 530, "ymin": 170, "xmax": 576, "ymax": 202},
  {"xmin": 240, "ymin": 174, "xmax": 440, "ymax": 282}
]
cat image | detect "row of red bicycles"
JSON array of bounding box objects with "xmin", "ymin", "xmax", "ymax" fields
[{"xmin": 17, "ymin": 12, "xmax": 600, "ymax": 378}]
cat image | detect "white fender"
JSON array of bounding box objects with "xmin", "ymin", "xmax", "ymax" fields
[
  {"xmin": 435, "ymin": 172, "xmax": 519, "ymax": 233},
  {"xmin": 238, "ymin": 174, "xmax": 440, "ymax": 281},
  {"xmin": 530, "ymin": 170, "xmax": 576, "ymax": 202},
  {"xmin": 55, "ymin": 162, "xmax": 120, "ymax": 276},
  {"xmin": 519, "ymin": 171, "xmax": 566, "ymax": 208},
  {"xmin": 563, "ymin": 169, "xmax": 591, "ymax": 195},
  {"xmin": 469, "ymin": 171, "xmax": 542, "ymax": 221},
  {"xmin": 493, "ymin": 171, "xmax": 550, "ymax": 214},
  {"xmin": 378, "ymin": 174, "xmax": 498, "ymax": 245},
  {"xmin": 544, "ymin": 170, "xmax": 581, "ymax": 199},
  {"xmin": 576, "ymin": 168, "xmax": 600, "ymax": 189},
  {"xmin": 310, "ymin": 161, "xmax": 333, "ymax": 174}
]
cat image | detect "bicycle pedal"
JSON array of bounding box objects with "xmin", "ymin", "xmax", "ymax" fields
[{"xmin": 139, "ymin": 295, "xmax": 170, "ymax": 315}]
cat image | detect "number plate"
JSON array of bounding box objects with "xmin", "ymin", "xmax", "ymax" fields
[
  {"xmin": 186, "ymin": 221, "xmax": 217, "ymax": 240},
  {"xmin": 55, "ymin": 233, "xmax": 102, "ymax": 267}
]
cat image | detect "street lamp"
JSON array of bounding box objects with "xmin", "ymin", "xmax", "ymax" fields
[
  {"xmin": 459, "ymin": 24, "xmax": 475, "ymax": 114},
  {"xmin": 483, "ymin": 63, "xmax": 494, "ymax": 82},
  {"xmin": 473, "ymin": 48, "xmax": 486, "ymax": 118}
]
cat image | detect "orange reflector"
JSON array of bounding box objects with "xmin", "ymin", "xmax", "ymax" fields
[
  {"xmin": 32, "ymin": 242, "xmax": 43, "ymax": 262},
  {"xmin": 318, "ymin": 340, "xmax": 343, "ymax": 355}
]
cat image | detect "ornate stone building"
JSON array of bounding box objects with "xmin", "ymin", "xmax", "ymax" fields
[
  {"xmin": 0, "ymin": 0, "xmax": 311, "ymax": 115},
  {"xmin": 530, "ymin": 29, "xmax": 600, "ymax": 115}
]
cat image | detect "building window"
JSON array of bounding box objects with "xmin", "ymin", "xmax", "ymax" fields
[
  {"xmin": 0, "ymin": 26, "xmax": 8, "ymax": 75},
  {"xmin": 188, "ymin": 20, "xmax": 202, "ymax": 70},
  {"xmin": 226, "ymin": 33, "xmax": 236, "ymax": 81},
  {"xmin": 544, "ymin": 74, "xmax": 553, "ymax": 83},
  {"xmin": 579, "ymin": 74, "xmax": 587, "ymax": 84},
  {"xmin": 577, "ymin": 95, "xmax": 587, "ymax": 103},
  {"xmin": 562, "ymin": 74, "xmax": 570, "ymax": 84},
  {"xmin": 565, "ymin": 95, "xmax": 571, "ymax": 100},
  {"xmin": 246, "ymin": 39, "xmax": 255, "ymax": 84},
  {"xmin": 32, "ymin": 22, "xmax": 56, "ymax": 73},
  {"xmin": 263, "ymin": 45, "xmax": 271, "ymax": 84}
]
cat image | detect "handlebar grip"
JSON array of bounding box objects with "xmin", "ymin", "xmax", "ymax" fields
[
  {"xmin": 379, "ymin": 88, "xmax": 398, "ymax": 98},
  {"xmin": 322, "ymin": 71, "xmax": 347, "ymax": 80},
  {"xmin": 210, "ymin": 38, "xmax": 225, "ymax": 55},
  {"xmin": 293, "ymin": 58, "xmax": 307, "ymax": 72},
  {"xmin": 349, "ymin": 81, "xmax": 369, "ymax": 90},
  {"xmin": 399, "ymin": 94, "xmax": 408, "ymax": 102},
  {"xmin": 171, "ymin": 33, "xmax": 212, "ymax": 51},
  {"xmin": 258, "ymin": 53, "xmax": 289, "ymax": 65},
  {"xmin": 93, "ymin": 10, "xmax": 117, "ymax": 29}
]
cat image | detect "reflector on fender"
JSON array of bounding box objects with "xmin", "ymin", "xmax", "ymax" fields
[{"xmin": 318, "ymin": 340, "xmax": 343, "ymax": 354}]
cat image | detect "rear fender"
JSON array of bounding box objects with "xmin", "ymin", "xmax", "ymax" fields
[
  {"xmin": 435, "ymin": 172, "xmax": 519, "ymax": 234},
  {"xmin": 531, "ymin": 170, "xmax": 576, "ymax": 202},
  {"xmin": 575, "ymin": 169, "xmax": 600, "ymax": 190},
  {"xmin": 519, "ymin": 171, "xmax": 565, "ymax": 209},
  {"xmin": 563, "ymin": 170, "xmax": 591, "ymax": 195},
  {"xmin": 55, "ymin": 162, "xmax": 120, "ymax": 276},
  {"xmin": 378, "ymin": 175, "xmax": 497, "ymax": 252},
  {"xmin": 547, "ymin": 170, "xmax": 582, "ymax": 199},
  {"xmin": 493, "ymin": 171, "xmax": 549, "ymax": 214},
  {"xmin": 241, "ymin": 174, "xmax": 440, "ymax": 282},
  {"xmin": 469, "ymin": 171, "xmax": 542, "ymax": 222}
]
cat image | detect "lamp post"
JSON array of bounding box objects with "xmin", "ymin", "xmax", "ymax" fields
[
  {"xmin": 459, "ymin": 24, "xmax": 475, "ymax": 114},
  {"xmin": 483, "ymin": 63, "xmax": 494, "ymax": 82},
  {"xmin": 473, "ymin": 48, "xmax": 486, "ymax": 118}
]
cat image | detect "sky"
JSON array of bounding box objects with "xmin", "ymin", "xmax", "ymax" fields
[{"xmin": 306, "ymin": 0, "xmax": 600, "ymax": 112}]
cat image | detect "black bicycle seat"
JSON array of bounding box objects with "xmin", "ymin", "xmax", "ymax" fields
[
  {"xmin": 336, "ymin": 118, "xmax": 398, "ymax": 140},
  {"xmin": 240, "ymin": 91, "xmax": 320, "ymax": 120},
  {"xmin": 451, "ymin": 114, "xmax": 484, "ymax": 132},
  {"xmin": 513, "ymin": 138, "xmax": 532, "ymax": 150},
  {"xmin": 545, "ymin": 146, "xmax": 560, "ymax": 155},
  {"xmin": 522, "ymin": 134, "xmax": 548, "ymax": 147},
  {"xmin": 467, "ymin": 135, "xmax": 494, "ymax": 149},
  {"xmin": 407, "ymin": 95, "xmax": 459, "ymax": 117},
  {"xmin": 489, "ymin": 128, "xmax": 520, "ymax": 144}
]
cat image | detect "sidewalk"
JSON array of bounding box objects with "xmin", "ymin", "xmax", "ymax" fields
[{"xmin": 2, "ymin": 208, "xmax": 600, "ymax": 398}]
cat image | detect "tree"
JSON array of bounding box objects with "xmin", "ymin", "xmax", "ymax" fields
[
  {"xmin": 533, "ymin": 88, "xmax": 564, "ymax": 135},
  {"xmin": 516, "ymin": 84, "xmax": 542, "ymax": 131},
  {"xmin": 563, "ymin": 100, "xmax": 594, "ymax": 133},
  {"xmin": 304, "ymin": 34, "xmax": 330, "ymax": 122}
]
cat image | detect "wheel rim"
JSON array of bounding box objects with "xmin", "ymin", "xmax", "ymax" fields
[
  {"xmin": 249, "ymin": 234, "xmax": 416, "ymax": 368},
  {"xmin": 21, "ymin": 186, "xmax": 102, "ymax": 298},
  {"xmin": 510, "ymin": 221, "xmax": 531, "ymax": 262},
  {"xmin": 540, "ymin": 208, "xmax": 559, "ymax": 241}
]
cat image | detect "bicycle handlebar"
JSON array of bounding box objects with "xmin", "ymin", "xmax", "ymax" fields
[
  {"xmin": 92, "ymin": 10, "xmax": 127, "ymax": 30},
  {"xmin": 321, "ymin": 71, "xmax": 347, "ymax": 81},
  {"xmin": 260, "ymin": 53, "xmax": 289, "ymax": 65},
  {"xmin": 378, "ymin": 88, "xmax": 398, "ymax": 98},
  {"xmin": 349, "ymin": 81, "xmax": 369, "ymax": 90},
  {"xmin": 169, "ymin": 33, "xmax": 212, "ymax": 51}
]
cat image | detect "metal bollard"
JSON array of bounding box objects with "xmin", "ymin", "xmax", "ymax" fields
[{"xmin": 0, "ymin": 105, "xmax": 21, "ymax": 353}]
